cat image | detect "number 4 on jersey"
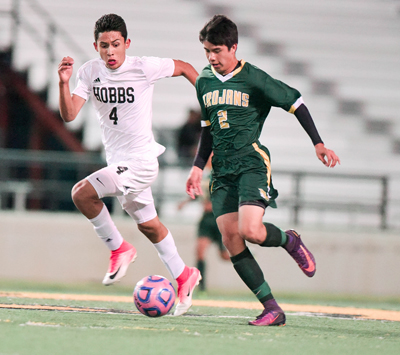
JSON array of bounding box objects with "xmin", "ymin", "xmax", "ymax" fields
[{"xmin": 109, "ymin": 107, "xmax": 118, "ymax": 125}]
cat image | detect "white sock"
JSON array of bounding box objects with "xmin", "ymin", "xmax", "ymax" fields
[
  {"xmin": 89, "ymin": 205, "xmax": 124, "ymax": 251},
  {"xmin": 153, "ymin": 230, "xmax": 185, "ymax": 279}
]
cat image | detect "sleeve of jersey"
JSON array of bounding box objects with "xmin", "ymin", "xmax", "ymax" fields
[
  {"xmin": 142, "ymin": 57, "xmax": 174, "ymax": 85},
  {"xmin": 72, "ymin": 66, "xmax": 91, "ymax": 101},
  {"xmin": 263, "ymin": 75, "xmax": 301, "ymax": 112},
  {"xmin": 262, "ymin": 75, "xmax": 323, "ymax": 145}
]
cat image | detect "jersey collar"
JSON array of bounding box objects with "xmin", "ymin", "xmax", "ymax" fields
[{"xmin": 211, "ymin": 59, "xmax": 246, "ymax": 82}]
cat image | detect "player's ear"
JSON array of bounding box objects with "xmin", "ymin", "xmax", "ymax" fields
[
  {"xmin": 93, "ymin": 42, "xmax": 99, "ymax": 52},
  {"xmin": 125, "ymin": 38, "xmax": 131, "ymax": 49},
  {"xmin": 231, "ymin": 43, "xmax": 238, "ymax": 54}
]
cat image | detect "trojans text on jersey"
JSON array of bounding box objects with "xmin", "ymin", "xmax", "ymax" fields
[
  {"xmin": 202, "ymin": 89, "xmax": 249, "ymax": 108},
  {"xmin": 93, "ymin": 86, "xmax": 135, "ymax": 104}
]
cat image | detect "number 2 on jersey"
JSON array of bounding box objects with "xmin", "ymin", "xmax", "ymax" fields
[
  {"xmin": 217, "ymin": 110, "xmax": 229, "ymax": 129},
  {"xmin": 109, "ymin": 107, "xmax": 118, "ymax": 125}
]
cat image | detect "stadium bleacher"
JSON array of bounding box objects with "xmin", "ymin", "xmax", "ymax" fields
[{"xmin": 0, "ymin": 0, "xmax": 399, "ymax": 227}]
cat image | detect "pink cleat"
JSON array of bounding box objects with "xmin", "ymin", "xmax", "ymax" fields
[
  {"xmin": 173, "ymin": 267, "xmax": 202, "ymax": 316},
  {"xmin": 102, "ymin": 240, "xmax": 137, "ymax": 286},
  {"xmin": 284, "ymin": 229, "xmax": 316, "ymax": 277},
  {"xmin": 249, "ymin": 309, "xmax": 286, "ymax": 326}
]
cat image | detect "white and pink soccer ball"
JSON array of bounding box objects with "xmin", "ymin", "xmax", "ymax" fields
[{"xmin": 133, "ymin": 275, "xmax": 176, "ymax": 317}]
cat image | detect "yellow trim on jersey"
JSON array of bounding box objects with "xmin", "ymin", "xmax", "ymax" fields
[
  {"xmin": 210, "ymin": 59, "xmax": 246, "ymax": 78},
  {"xmin": 210, "ymin": 181, "xmax": 215, "ymax": 193},
  {"xmin": 210, "ymin": 65, "xmax": 218, "ymax": 77},
  {"xmin": 252, "ymin": 142, "xmax": 271, "ymax": 186},
  {"xmin": 232, "ymin": 59, "xmax": 246, "ymax": 76},
  {"xmin": 258, "ymin": 188, "xmax": 269, "ymax": 201},
  {"xmin": 201, "ymin": 119, "xmax": 211, "ymax": 127},
  {"xmin": 289, "ymin": 97, "xmax": 304, "ymax": 114}
]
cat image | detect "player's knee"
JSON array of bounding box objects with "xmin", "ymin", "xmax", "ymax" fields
[
  {"xmin": 239, "ymin": 225, "xmax": 264, "ymax": 244},
  {"xmin": 137, "ymin": 218, "xmax": 167, "ymax": 243},
  {"xmin": 71, "ymin": 180, "xmax": 96, "ymax": 205},
  {"xmin": 137, "ymin": 222, "xmax": 154, "ymax": 236},
  {"xmin": 221, "ymin": 234, "xmax": 240, "ymax": 253},
  {"xmin": 221, "ymin": 235, "xmax": 231, "ymax": 250},
  {"xmin": 71, "ymin": 180, "xmax": 86, "ymax": 204}
]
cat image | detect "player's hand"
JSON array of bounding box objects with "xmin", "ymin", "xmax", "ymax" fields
[
  {"xmin": 315, "ymin": 143, "xmax": 340, "ymax": 168},
  {"xmin": 186, "ymin": 166, "xmax": 204, "ymax": 199},
  {"xmin": 58, "ymin": 56, "xmax": 74, "ymax": 83}
]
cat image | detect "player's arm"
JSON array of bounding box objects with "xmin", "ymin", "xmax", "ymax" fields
[
  {"xmin": 172, "ymin": 60, "xmax": 198, "ymax": 86},
  {"xmin": 186, "ymin": 126, "xmax": 213, "ymax": 199},
  {"xmin": 58, "ymin": 56, "xmax": 86, "ymax": 122},
  {"xmin": 294, "ymin": 103, "xmax": 340, "ymax": 168}
]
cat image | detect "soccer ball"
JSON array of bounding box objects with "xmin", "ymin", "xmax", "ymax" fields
[{"xmin": 133, "ymin": 275, "xmax": 176, "ymax": 317}]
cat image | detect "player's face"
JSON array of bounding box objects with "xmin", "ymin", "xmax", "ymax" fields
[
  {"xmin": 203, "ymin": 41, "xmax": 238, "ymax": 75},
  {"xmin": 94, "ymin": 31, "xmax": 131, "ymax": 70}
]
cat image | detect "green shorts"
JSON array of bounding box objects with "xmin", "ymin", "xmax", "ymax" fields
[
  {"xmin": 197, "ymin": 211, "xmax": 225, "ymax": 251},
  {"xmin": 210, "ymin": 143, "xmax": 278, "ymax": 218}
]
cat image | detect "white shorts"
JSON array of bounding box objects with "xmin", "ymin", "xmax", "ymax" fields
[{"xmin": 86, "ymin": 158, "xmax": 159, "ymax": 224}]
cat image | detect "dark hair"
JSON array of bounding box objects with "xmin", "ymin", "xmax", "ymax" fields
[
  {"xmin": 199, "ymin": 15, "xmax": 238, "ymax": 49},
  {"xmin": 94, "ymin": 14, "xmax": 128, "ymax": 42}
]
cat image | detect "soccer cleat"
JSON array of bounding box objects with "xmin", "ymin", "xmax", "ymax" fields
[
  {"xmin": 284, "ymin": 229, "xmax": 316, "ymax": 277},
  {"xmin": 102, "ymin": 240, "xmax": 137, "ymax": 286},
  {"xmin": 173, "ymin": 267, "xmax": 202, "ymax": 316},
  {"xmin": 249, "ymin": 309, "xmax": 286, "ymax": 326}
]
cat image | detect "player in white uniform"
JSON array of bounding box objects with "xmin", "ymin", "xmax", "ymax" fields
[{"xmin": 58, "ymin": 14, "xmax": 200, "ymax": 316}]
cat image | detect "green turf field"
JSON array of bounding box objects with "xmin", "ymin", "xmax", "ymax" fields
[{"xmin": 0, "ymin": 280, "xmax": 399, "ymax": 355}]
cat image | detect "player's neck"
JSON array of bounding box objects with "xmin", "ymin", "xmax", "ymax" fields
[{"xmin": 222, "ymin": 60, "xmax": 241, "ymax": 76}]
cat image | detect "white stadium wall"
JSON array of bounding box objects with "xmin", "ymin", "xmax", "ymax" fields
[{"xmin": 1, "ymin": 211, "xmax": 399, "ymax": 297}]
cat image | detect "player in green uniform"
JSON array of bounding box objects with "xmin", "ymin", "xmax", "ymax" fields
[{"xmin": 186, "ymin": 15, "xmax": 340, "ymax": 326}]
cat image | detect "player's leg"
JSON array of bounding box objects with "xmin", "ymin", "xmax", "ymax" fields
[
  {"xmin": 215, "ymin": 229, "xmax": 230, "ymax": 261},
  {"xmin": 238, "ymin": 204, "xmax": 288, "ymax": 249},
  {"xmin": 73, "ymin": 176, "xmax": 124, "ymax": 250},
  {"xmin": 216, "ymin": 212, "xmax": 286, "ymax": 327},
  {"xmin": 142, "ymin": 217, "xmax": 201, "ymax": 316},
  {"xmin": 121, "ymin": 188, "xmax": 201, "ymax": 316},
  {"xmin": 196, "ymin": 236, "xmax": 212, "ymax": 291},
  {"xmin": 212, "ymin": 183, "xmax": 284, "ymax": 326},
  {"xmin": 121, "ymin": 187, "xmax": 185, "ymax": 277},
  {"xmin": 239, "ymin": 207, "xmax": 316, "ymax": 278},
  {"xmin": 72, "ymin": 167, "xmax": 137, "ymax": 286},
  {"xmin": 258, "ymin": 219, "xmax": 316, "ymax": 277},
  {"xmin": 239, "ymin": 158, "xmax": 316, "ymax": 277},
  {"xmin": 205, "ymin": 211, "xmax": 229, "ymax": 262},
  {"xmin": 196, "ymin": 210, "xmax": 217, "ymax": 291}
]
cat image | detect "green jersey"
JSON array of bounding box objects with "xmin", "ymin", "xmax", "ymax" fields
[{"xmin": 195, "ymin": 60, "xmax": 302, "ymax": 154}]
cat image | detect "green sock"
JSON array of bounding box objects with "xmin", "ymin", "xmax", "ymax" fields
[
  {"xmin": 230, "ymin": 247, "xmax": 272, "ymax": 302},
  {"xmin": 197, "ymin": 260, "xmax": 206, "ymax": 291},
  {"xmin": 260, "ymin": 223, "xmax": 287, "ymax": 247}
]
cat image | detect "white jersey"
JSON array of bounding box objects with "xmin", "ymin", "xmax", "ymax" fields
[{"xmin": 73, "ymin": 55, "xmax": 174, "ymax": 164}]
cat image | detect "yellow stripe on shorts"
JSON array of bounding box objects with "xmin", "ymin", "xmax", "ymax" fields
[{"xmin": 252, "ymin": 142, "xmax": 271, "ymax": 186}]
